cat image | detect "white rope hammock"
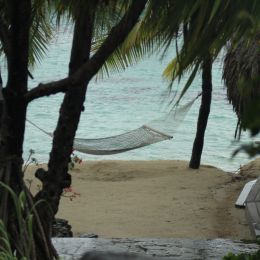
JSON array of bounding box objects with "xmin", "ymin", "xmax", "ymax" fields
[{"xmin": 27, "ymin": 95, "xmax": 199, "ymax": 155}]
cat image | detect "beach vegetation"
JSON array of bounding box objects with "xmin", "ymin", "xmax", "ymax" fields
[
  {"xmin": 223, "ymin": 249, "xmax": 260, "ymax": 260},
  {"xmin": 0, "ymin": 181, "xmax": 45, "ymax": 260}
]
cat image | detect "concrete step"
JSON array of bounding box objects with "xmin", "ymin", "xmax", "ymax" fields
[{"xmin": 52, "ymin": 237, "xmax": 259, "ymax": 260}]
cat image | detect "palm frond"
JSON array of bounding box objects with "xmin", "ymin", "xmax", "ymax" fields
[
  {"xmin": 29, "ymin": 0, "xmax": 53, "ymax": 67},
  {"xmin": 145, "ymin": 0, "xmax": 260, "ymax": 98},
  {"xmin": 223, "ymin": 35, "xmax": 260, "ymax": 137}
]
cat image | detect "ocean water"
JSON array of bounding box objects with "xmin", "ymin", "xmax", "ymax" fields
[{"xmin": 1, "ymin": 28, "xmax": 259, "ymax": 172}]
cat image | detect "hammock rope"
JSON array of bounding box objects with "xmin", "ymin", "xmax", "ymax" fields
[{"xmin": 27, "ymin": 94, "xmax": 199, "ymax": 155}]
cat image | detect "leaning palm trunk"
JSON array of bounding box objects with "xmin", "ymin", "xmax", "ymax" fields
[
  {"xmin": 34, "ymin": 5, "xmax": 95, "ymax": 242},
  {"xmin": 33, "ymin": 1, "xmax": 148, "ymax": 259},
  {"xmin": 189, "ymin": 55, "xmax": 212, "ymax": 169}
]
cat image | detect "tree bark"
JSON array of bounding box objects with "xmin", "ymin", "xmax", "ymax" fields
[
  {"xmin": 34, "ymin": 5, "xmax": 95, "ymax": 235},
  {"xmin": 33, "ymin": 2, "xmax": 147, "ymax": 258},
  {"xmin": 189, "ymin": 55, "xmax": 212, "ymax": 169},
  {"xmin": 0, "ymin": 1, "xmax": 40, "ymax": 259},
  {"xmin": 33, "ymin": 6, "xmax": 95, "ymax": 259},
  {"xmin": 0, "ymin": 16, "xmax": 11, "ymax": 59},
  {"xmin": 0, "ymin": 0, "xmax": 31, "ymax": 212},
  {"xmin": 34, "ymin": 0, "xmax": 147, "ymax": 230},
  {"xmin": 0, "ymin": 2, "xmax": 56, "ymax": 259}
]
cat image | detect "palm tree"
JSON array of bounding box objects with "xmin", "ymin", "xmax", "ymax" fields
[
  {"xmin": 114, "ymin": 0, "xmax": 260, "ymax": 168},
  {"xmin": 223, "ymin": 36, "xmax": 260, "ymax": 156},
  {"xmin": 223, "ymin": 37, "xmax": 260, "ymax": 137},
  {"xmin": 112, "ymin": 1, "xmax": 217, "ymax": 169}
]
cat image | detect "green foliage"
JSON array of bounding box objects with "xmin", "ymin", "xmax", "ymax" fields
[
  {"xmin": 0, "ymin": 0, "xmax": 53, "ymax": 66},
  {"xmin": 233, "ymin": 100, "xmax": 260, "ymax": 157},
  {"xmin": 97, "ymin": 0, "xmax": 260, "ymax": 105},
  {"xmin": 29, "ymin": 0, "xmax": 53, "ymax": 66},
  {"xmin": 241, "ymin": 101, "xmax": 260, "ymax": 137},
  {"xmin": 0, "ymin": 184, "xmax": 30, "ymax": 259},
  {"xmin": 223, "ymin": 250, "xmax": 260, "ymax": 260},
  {"xmin": 0, "ymin": 220, "xmax": 21, "ymax": 259},
  {"xmin": 0, "ymin": 182, "xmax": 44, "ymax": 259}
]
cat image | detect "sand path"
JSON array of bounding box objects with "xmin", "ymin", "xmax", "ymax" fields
[{"xmin": 25, "ymin": 159, "xmax": 260, "ymax": 239}]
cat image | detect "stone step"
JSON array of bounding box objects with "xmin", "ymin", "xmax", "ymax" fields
[{"xmin": 52, "ymin": 238, "xmax": 259, "ymax": 260}]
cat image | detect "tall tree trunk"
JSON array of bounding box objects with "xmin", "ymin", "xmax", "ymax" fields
[
  {"xmin": 189, "ymin": 55, "xmax": 212, "ymax": 169},
  {"xmin": 0, "ymin": 0, "xmax": 31, "ymax": 226},
  {"xmin": 0, "ymin": 68, "xmax": 3, "ymax": 127},
  {"xmin": 46, "ymin": 7, "xmax": 94, "ymax": 212},
  {"xmin": 34, "ymin": 0, "xmax": 147, "ymax": 237},
  {"xmin": 34, "ymin": 2, "xmax": 147, "ymax": 258},
  {"xmin": 0, "ymin": 1, "xmax": 40, "ymax": 259},
  {"xmin": 34, "ymin": 6, "xmax": 95, "ymax": 255},
  {"xmin": 0, "ymin": 2, "xmax": 55, "ymax": 259}
]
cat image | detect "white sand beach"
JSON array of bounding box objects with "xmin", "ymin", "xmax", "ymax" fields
[{"xmin": 25, "ymin": 158, "xmax": 260, "ymax": 240}]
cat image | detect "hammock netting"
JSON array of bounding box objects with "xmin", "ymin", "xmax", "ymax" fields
[
  {"xmin": 73, "ymin": 125, "xmax": 172, "ymax": 155},
  {"xmin": 27, "ymin": 95, "xmax": 198, "ymax": 155}
]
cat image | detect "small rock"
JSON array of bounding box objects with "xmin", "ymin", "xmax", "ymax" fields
[
  {"xmin": 80, "ymin": 252, "xmax": 160, "ymax": 260},
  {"xmin": 80, "ymin": 233, "xmax": 99, "ymax": 238},
  {"xmin": 52, "ymin": 218, "xmax": 73, "ymax": 237}
]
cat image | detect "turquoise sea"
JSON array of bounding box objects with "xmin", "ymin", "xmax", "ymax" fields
[{"xmin": 2, "ymin": 28, "xmax": 259, "ymax": 172}]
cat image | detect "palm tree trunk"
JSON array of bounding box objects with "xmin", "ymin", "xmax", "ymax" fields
[
  {"xmin": 33, "ymin": 2, "xmax": 147, "ymax": 258},
  {"xmin": 0, "ymin": 1, "xmax": 42, "ymax": 259},
  {"xmin": 34, "ymin": 1, "xmax": 147, "ymax": 241},
  {"xmin": 0, "ymin": 2, "xmax": 56, "ymax": 259},
  {"xmin": 34, "ymin": 8, "xmax": 95, "ymax": 255},
  {"xmin": 189, "ymin": 55, "xmax": 212, "ymax": 169},
  {"xmin": 0, "ymin": 0, "xmax": 31, "ymax": 225}
]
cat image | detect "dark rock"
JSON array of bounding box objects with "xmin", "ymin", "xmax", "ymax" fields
[
  {"xmin": 80, "ymin": 252, "xmax": 160, "ymax": 260},
  {"xmin": 35, "ymin": 168, "xmax": 47, "ymax": 182},
  {"xmin": 80, "ymin": 233, "xmax": 99, "ymax": 238},
  {"xmin": 52, "ymin": 218, "xmax": 73, "ymax": 237}
]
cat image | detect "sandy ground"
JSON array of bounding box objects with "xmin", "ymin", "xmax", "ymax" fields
[{"xmin": 25, "ymin": 158, "xmax": 260, "ymax": 240}]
